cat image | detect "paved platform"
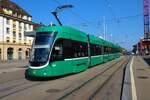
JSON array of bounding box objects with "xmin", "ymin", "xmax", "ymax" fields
[{"xmin": 132, "ymin": 56, "xmax": 150, "ymax": 100}]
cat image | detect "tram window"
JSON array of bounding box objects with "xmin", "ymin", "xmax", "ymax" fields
[
  {"xmin": 72, "ymin": 40, "xmax": 88, "ymax": 57},
  {"xmin": 81, "ymin": 42, "xmax": 88, "ymax": 57},
  {"xmin": 114, "ymin": 48, "xmax": 118, "ymax": 53},
  {"xmin": 51, "ymin": 40, "xmax": 64, "ymax": 61},
  {"xmin": 113, "ymin": 48, "xmax": 118, "ymax": 53},
  {"xmin": 104, "ymin": 46, "xmax": 109, "ymax": 54},
  {"xmin": 101, "ymin": 46, "xmax": 104, "ymax": 54},
  {"xmin": 108, "ymin": 47, "xmax": 112, "ymax": 53},
  {"xmin": 90, "ymin": 44, "xmax": 102, "ymax": 56},
  {"xmin": 95, "ymin": 45, "xmax": 102, "ymax": 55},
  {"xmin": 63, "ymin": 39, "xmax": 74, "ymax": 58},
  {"xmin": 50, "ymin": 39, "xmax": 74, "ymax": 61},
  {"xmin": 103, "ymin": 46, "xmax": 106, "ymax": 54},
  {"xmin": 112, "ymin": 48, "xmax": 114, "ymax": 53},
  {"xmin": 108, "ymin": 47, "xmax": 111, "ymax": 54},
  {"xmin": 90, "ymin": 44, "xmax": 95, "ymax": 56},
  {"xmin": 51, "ymin": 38, "xmax": 88, "ymax": 61}
]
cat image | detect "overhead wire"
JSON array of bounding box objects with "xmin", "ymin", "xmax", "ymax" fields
[
  {"xmin": 52, "ymin": 0, "xmax": 142, "ymax": 25},
  {"xmin": 51, "ymin": 0, "xmax": 143, "ymax": 33},
  {"xmin": 51, "ymin": 0, "xmax": 96, "ymax": 27}
]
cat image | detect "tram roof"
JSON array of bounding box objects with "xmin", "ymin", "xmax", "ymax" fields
[
  {"xmin": 36, "ymin": 26, "xmax": 88, "ymax": 43},
  {"xmin": 35, "ymin": 26, "xmax": 122, "ymax": 49},
  {"xmin": 36, "ymin": 26, "xmax": 84, "ymax": 34}
]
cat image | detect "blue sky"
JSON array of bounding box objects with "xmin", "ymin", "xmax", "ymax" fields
[{"xmin": 13, "ymin": 0, "xmax": 144, "ymax": 50}]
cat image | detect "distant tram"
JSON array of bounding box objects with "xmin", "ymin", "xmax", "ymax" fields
[{"xmin": 26, "ymin": 26, "xmax": 122, "ymax": 77}]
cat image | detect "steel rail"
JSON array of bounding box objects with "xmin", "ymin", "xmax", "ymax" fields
[
  {"xmin": 58, "ymin": 57, "xmax": 128, "ymax": 100},
  {"xmin": 88, "ymin": 57, "xmax": 130, "ymax": 100}
]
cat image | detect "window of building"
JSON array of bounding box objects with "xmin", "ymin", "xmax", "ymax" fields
[
  {"xmin": 29, "ymin": 25, "xmax": 32, "ymax": 30},
  {"xmin": 24, "ymin": 38, "xmax": 26, "ymax": 44},
  {"xmin": 13, "ymin": 20, "xmax": 16, "ymax": 28},
  {"xmin": 19, "ymin": 33, "xmax": 22, "ymax": 39},
  {"xmin": 18, "ymin": 48, "xmax": 22, "ymax": 51},
  {"xmin": 18, "ymin": 48, "xmax": 23, "ymax": 60},
  {"xmin": 18, "ymin": 15, "xmax": 22, "ymax": 18},
  {"xmin": 19, "ymin": 23, "xmax": 22, "ymax": 29},
  {"xmin": 24, "ymin": 24, "xmax": 27, "ymax": 31},
  {"xmin": 13, "ymin": 24, "xmax": 16, "ymax": 28},
  {"xmin": 0, "ymin": 48, "xmax": 1, "ymax": 60},
  {"xmin": 13, "ymin": 31, "xmax": 16, "ymax": 37},
  {"xmin": 13, "ymin": 40, "xmax": 16, "ymax": 43},
  {"xmin": 26, "ymin": 49, "xmax": 30, "ymax": 59},
  {"xmin": 29, "ymin": 40, "xmax": 32, "ymax": 44},
  {"xmin": 19, "ymin": 39, "xmax": 21, "ymax": 44},
  {"xmin": 7, "ymin": 47, "xmax": 14, "ymax": 60},
  {"xmin": 6, "ymin": 27, "xmax": 10, "ymax": 34},
  {"xmin": 6, "ymin": 18, "xmax": 10, "ymax": 25},
  {"xmin": 6, "ymin": 37, "xmax": 10, "ymax": 42}
]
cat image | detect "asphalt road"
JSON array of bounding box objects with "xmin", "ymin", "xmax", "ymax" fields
[{"xmin": 0, "ymin": 56, "xmax": 128, "ymax": 100}]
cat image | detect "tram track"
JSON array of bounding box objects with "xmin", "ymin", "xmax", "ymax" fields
[
  {"xmin": 57, "ymin": 57, "xmax": 129, "ymax": 100},
  {"xmin": 88, "ymin": 57, "xmax": 130, "ymax": 100},
  {"xmin": 0, "ymin": 82, "xmax": 42, "ymax": 99},
  {"xmin": 0, "ymin": 69, "xmax": 26, "ymax": 84},
  {"xmin": 0, "ymin": 71, "xmax": 54, "ymax": 100},
  {"xmin": 0, "ymin": 57, "xmax": 127, "ymax": 100}
]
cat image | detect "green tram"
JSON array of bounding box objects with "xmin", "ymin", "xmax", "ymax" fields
[{"xmin": 26, "ymin": 26, "xmax": 122, "ymax": 77}]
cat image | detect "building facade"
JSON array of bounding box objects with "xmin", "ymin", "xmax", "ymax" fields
[{"xmin": 0, "ymin": 0, "xmax": 33, "ymax": 61}]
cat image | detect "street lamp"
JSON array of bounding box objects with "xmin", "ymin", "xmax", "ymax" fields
[{"xmin": 51, "ymin": 4, "xmax": 74, "ymax": 26}]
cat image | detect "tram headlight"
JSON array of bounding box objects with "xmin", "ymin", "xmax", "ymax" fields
[
  {"xmin": 43, "ymin": 71, "xmax": 47, "ymax": 75},
  {"xmin": 33, "ymin": 70, "xmax": 36, "ymax": 74}
]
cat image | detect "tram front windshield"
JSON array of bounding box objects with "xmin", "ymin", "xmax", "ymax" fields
[{"xmin": 29, "ymin": 32, "xmax": 55, "ymax": 66}]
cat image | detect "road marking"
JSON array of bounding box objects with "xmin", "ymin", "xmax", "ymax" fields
[{"xmin": 130, "ymin": 56, "xmax": 137, "ymax": 100}]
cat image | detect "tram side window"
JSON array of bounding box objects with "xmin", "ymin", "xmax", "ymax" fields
[
  {"xmin": 72, "ymin": 40, "xmax": 88, "ymax": 57},
  {"xmin": 95, "ymin": 45, "xmax": 102, "ymax": 55},
  {"xmin": 108, "ymin": 47, "xmax": 111, "ymax": 54},
  {"xmin": 108, "ymin": 47, "xmax": 112, "ymax": 54},
  {"xmin": 90, "ymin": 44, "xmax": 102, "ymax": 56},
  {"xmin": 104, "ymin": 46, "xmax": 107, "ymax": 54},
  {"xmin": 90, "ymin": 44, "xmax": 95, "ymax": 56},
  {"xmin": 63, "ymin": 39, "xmax": 74, "ymax": 58},
  {"xmin": 116, "ymin": 48, "xmax": 120, "ymax": 53},
  {"xmin": 51, "ymin": 39, "xmax": 64, "ymax": 61},
  {"xmin": 112, "ymin": 48, "xmax": 114, "ymax": 53},
  {"xmin": 50, "ymin": 39, "xmax": 73, "ymax": 61},
  {"xmin": 114, "ymin": 48, "xmax": 118, "ymax": 53},
  {"xmin": 104, "ymin": 46, "xmax": 111, "ymax": 54},
  {"xmin": 113, "ymin": 48, "xmax": 118, "ymax": 53}
]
